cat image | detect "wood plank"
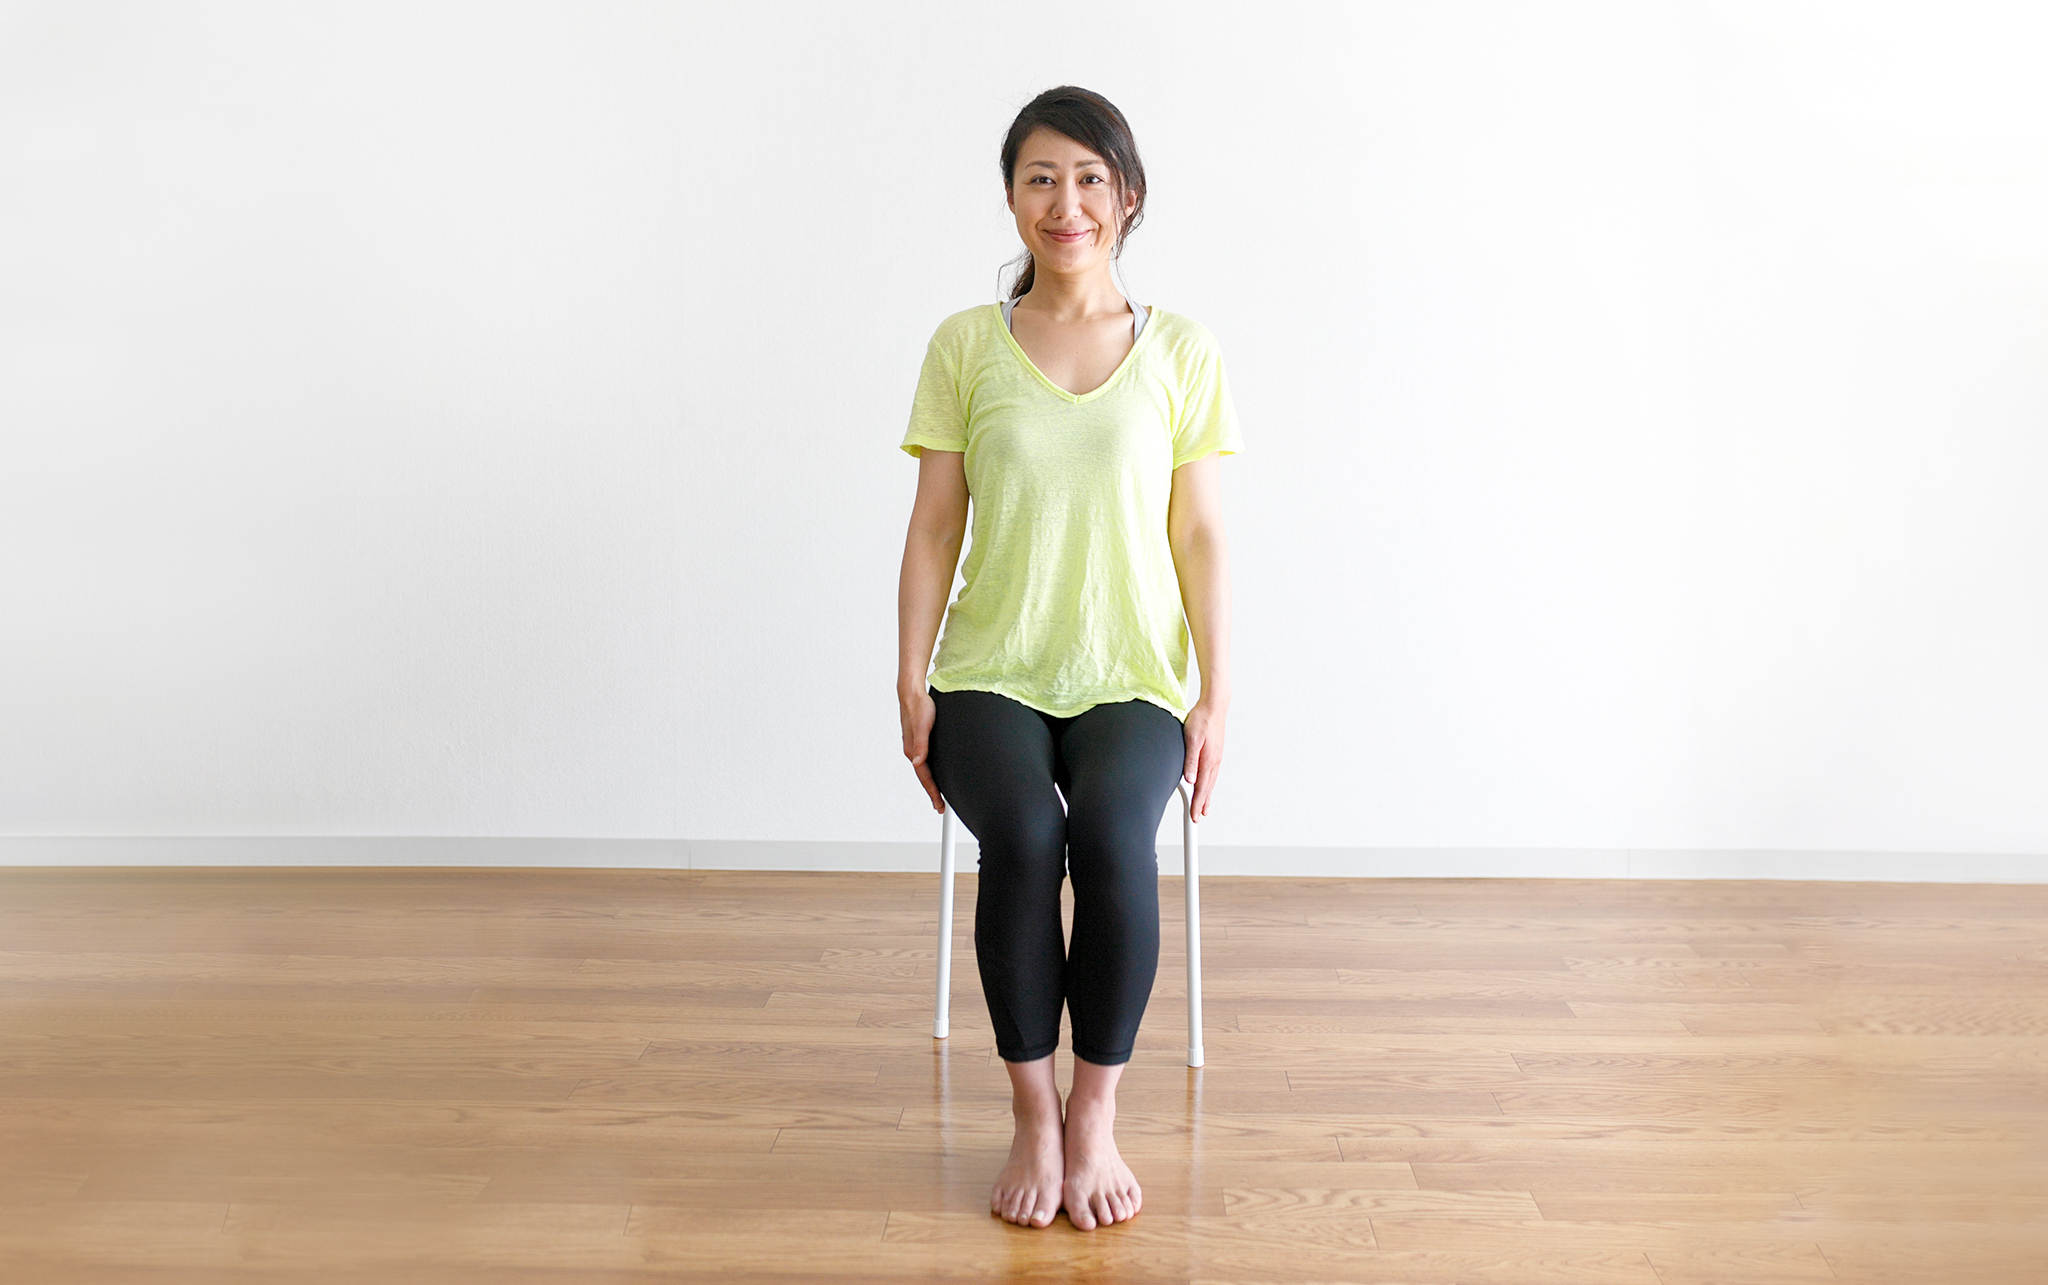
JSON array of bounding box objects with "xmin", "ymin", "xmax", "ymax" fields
[
  {"xmin": 3, "ymin": 867, "xmax": 2044, "ymax": 1282},
  {"xmin": 1221, "ymin": 1187, "xmax": 1542, "ymax": 1218}
]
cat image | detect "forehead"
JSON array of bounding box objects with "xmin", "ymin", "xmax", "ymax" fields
[{"xmin": 1016, "ymin": 127, "xmax": 1108, "ymax": 170}]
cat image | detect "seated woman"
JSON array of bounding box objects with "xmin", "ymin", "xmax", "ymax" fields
[{"xmin": 894, "ymin": 85, "xmax": 1243, "ymax": 1232}]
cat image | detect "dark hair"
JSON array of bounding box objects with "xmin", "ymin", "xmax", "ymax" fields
[{"xmin": 999, "ymin": 86, "xmax": 1147, "ymax": 300}]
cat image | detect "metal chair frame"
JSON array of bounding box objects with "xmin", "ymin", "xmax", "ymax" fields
[{"xmin": 931, "ymin": 779, "xmax": 1205, "ymax": 1068}]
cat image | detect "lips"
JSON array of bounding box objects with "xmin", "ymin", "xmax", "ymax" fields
[{"xmin": 1045, "ymin": 229, "xmax": 1092, "ymax": 243}]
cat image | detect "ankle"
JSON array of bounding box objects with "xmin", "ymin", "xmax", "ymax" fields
[{"xmin": 1064, "ymin": 1090, "xmax": 1115, "ymax": 1121}]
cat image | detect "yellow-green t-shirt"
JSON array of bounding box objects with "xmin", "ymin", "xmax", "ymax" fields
[{"xmin": 900, "ymin": 302, "xmax": 1244, "ymax": 720}]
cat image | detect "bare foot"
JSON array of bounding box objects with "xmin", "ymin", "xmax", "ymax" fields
[
  {"xmin": 1062, "ymin": 1093, "xmax": 1141, "ymax": 1230},
  {"xmin": 991, "ymin": 1104, "xmax": 1064, "ymax": 1227}
]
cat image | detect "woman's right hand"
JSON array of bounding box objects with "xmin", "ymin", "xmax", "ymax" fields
[{"xmin": 900, "ymin": 688, "xmax": 943, "ymax": 812}]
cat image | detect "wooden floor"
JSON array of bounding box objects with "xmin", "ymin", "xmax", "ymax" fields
[{"xmin": 1, "ymin": 869, "xmax": 2045, "ymax": 1284}]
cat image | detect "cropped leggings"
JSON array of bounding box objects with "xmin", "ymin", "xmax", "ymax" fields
[{"xmin": 925, "ymin": 687, "xmax": 1187, "ymax": 1066}]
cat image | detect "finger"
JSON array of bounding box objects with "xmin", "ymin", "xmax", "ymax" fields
[
  {"xmin": 1182, "ymin": 735, "xmax": 1201, "ymax": 786},
  {"xmin": 915, "ymin": 761, "xmax": 942, "ymax": 811},
  {"xmin": 1196, "ymin": 749, "xmax": 1222, "ymax": 817}
]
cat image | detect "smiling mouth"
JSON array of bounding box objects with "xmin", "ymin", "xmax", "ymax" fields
[{"xmin": 1045, "ymin": 228, "xmax": 1092, "ymax": 243}]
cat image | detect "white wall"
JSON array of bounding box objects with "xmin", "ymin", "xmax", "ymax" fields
[{"xmin": 3, "ymin": 2, "xmax": 2045, "ymax": 864}]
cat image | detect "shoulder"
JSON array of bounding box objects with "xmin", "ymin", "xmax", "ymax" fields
[
  {"xmin": 1140, "ymin": 307, "xmax": 1226, "ymax": 370},
  {"xmin": 924, "ymin": 303, "xmax": 1003, "ymax": 354},
  {"xmin": 1143, "ymin": 307, "xmax": 1222, "ymax": 355}
]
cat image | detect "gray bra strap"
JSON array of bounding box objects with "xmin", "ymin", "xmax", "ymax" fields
[{"xmin": 1003, "ymin": 295, "xmax": 1149, "ymax": 340}]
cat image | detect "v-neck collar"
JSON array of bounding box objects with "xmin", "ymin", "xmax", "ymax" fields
[{"xmin": 994, "ymin": 301, "xmax": 1156, "ymax": 404}]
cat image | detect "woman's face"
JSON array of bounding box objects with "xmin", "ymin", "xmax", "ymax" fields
[{"xmin": 1006, "ymin": 127, "xmax": 1136, "ymax": 283}]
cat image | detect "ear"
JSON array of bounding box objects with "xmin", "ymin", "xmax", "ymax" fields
[{"xmin": 1004, "ymin": 185, "xmax": 1014, "ymax": 213}]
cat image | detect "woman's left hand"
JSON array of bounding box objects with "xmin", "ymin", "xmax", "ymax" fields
[{"xmin": 1181, "ymin": 695, "xmax": 1227, "ymax": 821}]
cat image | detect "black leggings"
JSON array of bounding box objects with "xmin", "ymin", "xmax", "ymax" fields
[{"xmin": 926, "ymin": 687, "xmax": 1187, "ymax": 1066}]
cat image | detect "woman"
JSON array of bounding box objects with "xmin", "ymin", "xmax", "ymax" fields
[{"xmin": 895, "ymin": 85, "xmax": 1241, "ymax": 1232}]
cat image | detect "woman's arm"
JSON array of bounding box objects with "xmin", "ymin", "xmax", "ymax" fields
[
  {"xmin": 898, "ymin": 449, "xmax": 969, "ymax": 811},
  {"xmin": 1167, "ymin": 452, "xmax": 1231, "ymax": 819}
]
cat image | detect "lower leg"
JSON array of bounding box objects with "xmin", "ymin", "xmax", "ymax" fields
[
  {"xmin": 991, "ymin": 1055, "xmax": 1064, "ymax": 1227},
  {"xmin": 1063, "ymin": 1056, "xmax": 1142, "ymax": 1229}
]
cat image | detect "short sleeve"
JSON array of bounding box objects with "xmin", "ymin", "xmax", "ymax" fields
[
  {"xmin": 900, "ymin": 335, "xmax": 968, "ymax": 457},
  {"xmin": 1172, "ymin": 339, "xmax": 1244, "ymax": 468}
]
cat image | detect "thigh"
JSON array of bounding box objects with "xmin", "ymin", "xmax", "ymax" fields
[
  {"xmin": 1056, "ymin": 699, "xmax": 1187, "ymax": 849},
  {"xmin": 925, "ymin": 688, "xmax": 1066, "ymax": 844}
]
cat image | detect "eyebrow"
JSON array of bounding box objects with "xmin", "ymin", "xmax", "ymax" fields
[{"xmin": 1023, "ymin": 158, "xmax": 1106, "ymax": 170}]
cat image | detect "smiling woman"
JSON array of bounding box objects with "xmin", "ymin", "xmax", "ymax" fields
[
  {"xmin": 893, "ymin": 86, "xmax": 1244, "ymax": 1234},
  {"xmin": 998, "ymin": 89, "xmax": 1146, "ymax": 310}
]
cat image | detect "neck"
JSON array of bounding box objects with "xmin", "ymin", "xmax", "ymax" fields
[{"xmin": 1018, "ymin": 263, "xmax": 1129, "ymax": 321}]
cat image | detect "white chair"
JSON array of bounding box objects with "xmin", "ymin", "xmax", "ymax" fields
[{"xmin": 932, "ymin": 779, "xmax": 1205, "ymax": 1068}]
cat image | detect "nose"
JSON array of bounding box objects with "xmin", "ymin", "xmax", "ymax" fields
[{"xmin": 1053, "ymin": 177, "xmax": 1085, "ymax": 218}]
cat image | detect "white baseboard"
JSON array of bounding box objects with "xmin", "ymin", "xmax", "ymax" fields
[
  {"xmin": 0, "ymin": 836, "xmax": 689, "ymax": 868},
  {"xmin": 0, "ymin": 837, "xmax": 2041, "ymax": 883},
  {"xmin": 1621, "ymin": 848, "xmax": 2047, "ymax": 883}
]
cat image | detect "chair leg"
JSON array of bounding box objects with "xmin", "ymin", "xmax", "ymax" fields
[
  {"xmin": 934, "ymin": 801, "xmax": 956, "ymax": 1040},
  {"xmin": 1182, "ymin": 784, "xmax": 1204, "ymax": 1068}
]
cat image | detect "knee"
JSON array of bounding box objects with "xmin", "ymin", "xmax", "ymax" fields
[
  {"xmin": 1063, "ymin": 802, "xmax": 1161, "ymax": 868},
  {"xmin": 1065, "ymin": 831, "xmax": 1160, "ymax": 902},
  {"xmin": 971, "ymin": 807, "xmax": 1066, "ymax": 874}
]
